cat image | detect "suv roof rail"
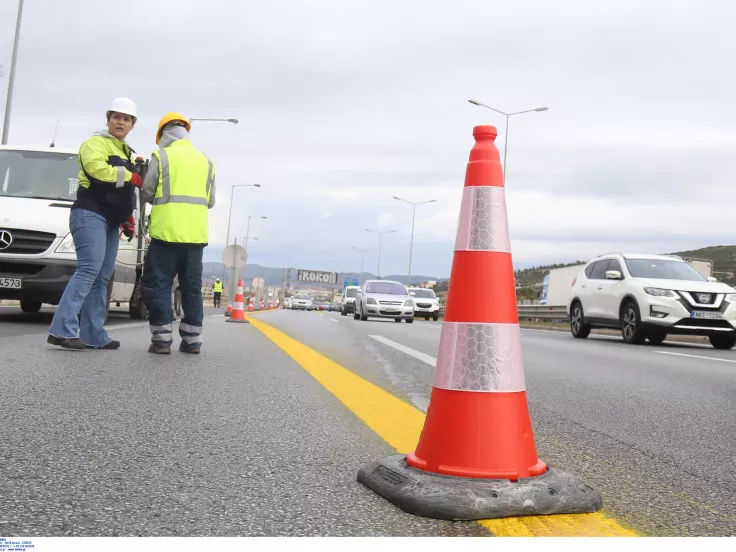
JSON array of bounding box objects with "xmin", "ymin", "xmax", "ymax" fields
[{"xmin": 596, "ymin": 252, "xmax": 623, "ymax": 258}]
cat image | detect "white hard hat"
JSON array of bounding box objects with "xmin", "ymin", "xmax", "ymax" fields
[{"xmin": 108, "ymin": 97, "xmax": 137, "ymax": 118}]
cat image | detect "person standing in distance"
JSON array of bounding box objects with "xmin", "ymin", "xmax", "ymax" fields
[
  {"xmin": 48, "ymin": 97, "xmax": 142, "ymax": 350},
  {"xmin": 140, "ymin": 113, "xmax": 216, "ymax": 354},
  {"xmin": 212, "ymin": 279, "xmax": 223, "ymax": 308}
]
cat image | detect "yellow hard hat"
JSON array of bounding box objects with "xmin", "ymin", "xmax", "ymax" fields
[{"xmin": 156, "ymin": 112, "xmax": 191, "ymax": 144}]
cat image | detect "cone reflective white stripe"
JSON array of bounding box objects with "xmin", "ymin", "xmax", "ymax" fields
[
  {"xmin": 434, "ymin": 322, "xmax": 525, "ymax": 392},
  {"xmin": 234, "ymin": 302, "xmax": 244, "ymax": 310},
  {"xmin": 454, "ymin": 186, "xmax": 511, "ymax": 252}
]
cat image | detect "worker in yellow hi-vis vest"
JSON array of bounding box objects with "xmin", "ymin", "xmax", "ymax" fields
[
  {"xmin": 212, "ymin": 279, "xmax": 223, "ymax": 308},
  {"xmin": 140, "ymin": 112, "xmax": 216, "ymax": 355}
]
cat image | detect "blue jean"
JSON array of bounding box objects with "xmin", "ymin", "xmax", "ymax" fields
[
  {"xmin": 48, "ymin": 209, "xmax": 119, "ymax": 347},
  {"xmin": 141, "ymin": 240, "xmax": 204, "ymax": 350}
]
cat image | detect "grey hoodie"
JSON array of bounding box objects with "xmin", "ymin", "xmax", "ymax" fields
[{"xmin": 140, "ymin": 126, "xmax": 216, "ymax": 208}]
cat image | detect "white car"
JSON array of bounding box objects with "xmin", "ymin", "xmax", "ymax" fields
[
  {"xmin": 290, "ymin": 294, "xmax": 312, "ymax": 310},
  {"xmin": 0, "ymin": 145, "xmax": 148, "ymax": 319},
  {"xmin": 568, "ymin": 253, "xmax": 736, "ymax": 349},
  {"xmin": 340, "ymin": 285, "xmax": 359, "ymax": 316},
  {"xmin": 354, "ymin": 279, "xmax": 414, "ymax": 323},
  {"xmin": 408, "ymin": 287, "xmax": 440, "ymax": 321}
]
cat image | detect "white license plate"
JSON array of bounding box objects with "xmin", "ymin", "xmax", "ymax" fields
[
  {"xmin": 0, "ymin": 277, "xmax": 22, "ymax": 289},
  {"xmin": 691, "ymin": 311, "xmax": 723, "ymax": 320},
  {"xmin": 384, "ymin": 308, "xmax": 399, "ymax": 313}
]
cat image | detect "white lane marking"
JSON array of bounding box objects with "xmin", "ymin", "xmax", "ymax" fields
[
  {"xmin": 520, "ymin": 327, "xmax": 714, "ymax": 349},
  {"xmin": 329, "ymin": 318, "xmax": 339, "ymax": 323},
  {"xmin": 654, "ymin": 351, "xmax": 736, "ymax": 364},
  {"xmin": 105, "ymin": 314, "xmax": 221, "ymax": 332},
  {"xmin": 369, "ymin": 335, "xmax": 436, "ymax": 366}
]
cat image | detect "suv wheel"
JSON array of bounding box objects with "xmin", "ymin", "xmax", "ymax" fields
[
  {"xmin": 570, "ymin": 301, "xmax": 591, "ymax": 339},
  {"xmin": 647, "ymin": 331, "xmax": 667, "ymax": 345},
  {"xmin": 353, "ymin": 305, "xmax": 360, "ymax": 320},
  {"xmin": 709, "ymin": 334, "xmax": 736, "ymax": 350},
  {"xmin": 621, "ymin": 302, "xmax": 646, "ymax": 344}
]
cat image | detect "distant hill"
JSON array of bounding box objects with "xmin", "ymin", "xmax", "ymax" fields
[
  {"xmin": 202, "ymin": 262, "xmax": 440, "ymax": 288},
  {"xmin": 513, "ymin": 245, "xmax": 736, "ymax": 287}
]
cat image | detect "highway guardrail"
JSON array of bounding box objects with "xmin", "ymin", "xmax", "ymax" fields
[{"xmin": 517, "ymin": 305, "xmax": 568, "ymax": 321}]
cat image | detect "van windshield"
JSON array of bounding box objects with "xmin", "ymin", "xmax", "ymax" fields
[
  {"xmin": 345, "ymin": 288, "xmax": 357, "ymax": 298},
  {"xmin": 0, "ymin": 150, "xmax": 79, "ymax": 201}
]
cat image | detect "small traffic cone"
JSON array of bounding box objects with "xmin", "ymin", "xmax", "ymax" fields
[
  {"xmin": 248, "ymin": 296, "xmax": 254, "ymax": 312},
  {"xmin": 226, "ymin": 280, "xmax": 248, "ymax": 324},
  {"xmin": 358, "ymin": 125, "xmax": 602, "ymax": 521},
  {"xmin": 260, "ymin": 298, "xmax": 265, "ymax": 310},
  {"xmin": 225, "ymin": 303, "xmax": 232, "ymax": 317}
]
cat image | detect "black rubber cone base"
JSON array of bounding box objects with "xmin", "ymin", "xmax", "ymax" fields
[
  {"xmin": 357, "ymin": 454, "xmax": 602, "ymax": 521},
  {"xmin": 225, "ymin": 318, "xmax": 249, "ymax": 323}
]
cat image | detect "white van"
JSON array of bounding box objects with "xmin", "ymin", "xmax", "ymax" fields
[{"xmin": 0, "ymin": 145, "xmax": 149, "ymax": 319}]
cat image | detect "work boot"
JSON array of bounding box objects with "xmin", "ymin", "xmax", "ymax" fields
[
  {"xmin": 86, "ymin": 340, "xmax": 121, "ymax": 350},
  {"xmin": 148, "ymin": 343, "xmax": 171, "ymax": 355},
  {"xmin": 179, "ymin": 342, "xmax": 201, "ymax": 355},
  {"xmin": 47, "ymin": 335, "xmax": 86, "ymax": 350}
]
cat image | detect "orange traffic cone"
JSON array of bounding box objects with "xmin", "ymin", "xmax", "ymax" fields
[
  {"xmin": 248, "ymin": 296, "xmax": 254, "ymax": 312},
  {"xmin": 260, "ymin": 298, "xmax": 265, "ymax": 310},
  {"xmin": 226, "ymin": 280, "xmax": 248, "ymax": 323},
  {"xmin": 358, "ymin": 125, "xmax": 602, "ymax": 520},
  {"xmin": 225, "ymin": 303, "xmax": 233, "ymax": 317}
]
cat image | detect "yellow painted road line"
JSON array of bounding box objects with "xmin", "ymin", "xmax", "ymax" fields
[{"xmin": 246, "ymin": 315, "xmax": 638, "ymax": 537}]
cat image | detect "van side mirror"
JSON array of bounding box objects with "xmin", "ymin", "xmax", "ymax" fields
[
  {"xmin": 707, "ymin": 277, "xmax": 717, "ymax": 282},
  {"xmin": 606, "ymin": 270, "xmax": 623, "ymax": 280}
]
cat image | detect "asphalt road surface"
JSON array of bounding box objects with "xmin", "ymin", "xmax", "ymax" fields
[{"xmin": 1, "ymin": 307, "xmax": 734, "ymax": 536}]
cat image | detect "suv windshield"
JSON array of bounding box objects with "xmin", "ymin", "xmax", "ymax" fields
[
  {"xmin": 345, "ymin": 288, "xmax": 357, "ymax": 298},
  {"xmin": 294, "ymin": 295, "xmax": 310, "ymax": 300},
  {"xmin": 0, "ymin": 150, "xmax": 79, "ymax": 201},
  {"xmin": 366, "ymin": 282, "xmax": 407, "ymax": 295},
  {"xmin": 625, "ymin": 259, "xmax": 708, "ymax": 282},
  {"xmin": 409, "ymin": 289, "xmax": 436, "ymax": 299}
]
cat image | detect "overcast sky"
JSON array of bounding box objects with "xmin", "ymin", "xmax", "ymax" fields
[{"xmin": 2, "ymin": 0, "xmax": 735, "ymax": 278}]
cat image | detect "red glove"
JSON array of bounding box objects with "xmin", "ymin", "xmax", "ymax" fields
[
  {"xmin": 120, "ymin": 216, "xmax": 136, "ymax": 241},
  {"xmin": 129, "ymin": 173, "xmax": 143, "ymax": 188}
]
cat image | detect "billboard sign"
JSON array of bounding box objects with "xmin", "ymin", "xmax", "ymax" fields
[{"xmin": 294, "ymin": 269, "xmax": 338, "ymax": 285}]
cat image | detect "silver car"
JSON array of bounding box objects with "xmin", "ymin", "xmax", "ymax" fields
[{"xmin": 354, "ymin": 280, "xmax": 414, "ymax": 323}]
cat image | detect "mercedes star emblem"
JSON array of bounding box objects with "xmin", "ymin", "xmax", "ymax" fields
[{"xmin": 0, "ymin": 230, "xmax": 13, "ymax": 251}]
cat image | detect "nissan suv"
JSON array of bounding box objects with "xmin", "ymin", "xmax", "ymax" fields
[
  {"xmin": 408, "ymin": 287, "xmax": 440, "ymax": 320},
  {"xmin": 354, "ymin": 280, "xmax": 414, "ymax": 323},
  {"xmin": 567, "ymin": 253, "xmax": 736, "ymax": 349}
]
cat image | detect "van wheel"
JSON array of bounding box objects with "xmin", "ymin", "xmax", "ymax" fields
[
  {"xmin": 433, "ymin": 313, "xmax": 439, "ymax": 321},
  {"xmin": 353, "ymin": 306, "xmax": 360, "ymax": 320},
  {"xmin": 709, "ymin": 335, "xmax": 736, "ymax": 350},
  {"xmin": 570, "ymin": 301, "xmax": 591, "ymax": 338},
  {"xmin": 406, "ymin": 318, "xmax": 414, "ymax": 324},
  {"xmin": 621, "ymin": 301, "xmax": 646, "ymax": 344},
  {"xmin": 129, "ymin": 277, "xmax": 148, "ymax": 320},
  {"xmin": 395, "ymin": 318, "xmax": 402, "ymax": 323},
  {"xmin": 20, "ymin": 301, "xmax": 42, "ymax": 313}
]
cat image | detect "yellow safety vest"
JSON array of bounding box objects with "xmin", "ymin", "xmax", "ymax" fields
[
  {"xmin": 213, "ymin": 281, "xmax": 223, "ymax": 292},
  {"xmin": 149, "ymin": 139, "xmax": 214, "ymax": 244}
]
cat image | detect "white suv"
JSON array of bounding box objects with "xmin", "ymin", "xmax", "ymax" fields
[
  {"xmin": 408, "ymin": 287, "xmax": 440, "ymax": 321},
  {"xmin": 354, "ymin": 280, "xmax": 414, "ymax": 323},
  {"xmin": 568, "ymin": 253, "xmax": 736, "ymax": 349}
]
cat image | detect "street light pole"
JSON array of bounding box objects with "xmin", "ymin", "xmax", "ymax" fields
[
  {"xmin": 2, "ymin": 0, "xmax": 25, "ymax": 145},
  {"xmin": 222, "ymin": 184, "xmax": 261, "ymax": 281},
  {"xmin": 393, "ymin": 197, "xmax": 437, "ymax": 286},
  {"xmin": 467, "ymin": 99, "xmax": 548, "ymax": 184},
  {"xmin": 242, "ymin": 215, "xmax": 267, "ymax": 286},
  {"xmin": 189, "ymin": 118, "xmax": 239, "ymax": 125},
  {"xmin": 366, "ymin": 229, "xmax": 396, "ymax": 279},
  {"xmin": 351, "ymin": 246, "xmax": 374, "ymax": 278}
]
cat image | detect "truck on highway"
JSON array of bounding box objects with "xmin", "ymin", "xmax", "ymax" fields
[{"xmin": 0, "ymin": 144, "xmax": 150, "ymax": 320}]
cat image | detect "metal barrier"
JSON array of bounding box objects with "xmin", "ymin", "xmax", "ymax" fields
[{"xmin": 517, "ymin": 305, "xmax": 568, "ymax": 321}]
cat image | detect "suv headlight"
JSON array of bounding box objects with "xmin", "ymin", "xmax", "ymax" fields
[
  {"xmin": 727, "ymin": 294, "xmax": 736, "ymax": 302},
  {"xmin": 367, "ymin": 298, "xmax": 377, "ymax": 305},
  {"xmin": 644, "ymin": 287, "xmax": 675, "ymax": 297},
  {"xmin": 55, "ymin": 232, "xmax": 76, "ymax": 253},
  {"xmin": 404, "ymin": 299, "xmax": 414, "ymax": 307}
]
